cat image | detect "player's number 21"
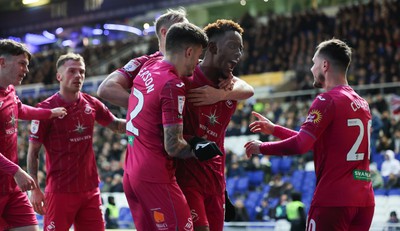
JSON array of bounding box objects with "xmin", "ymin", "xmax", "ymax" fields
[{"xmin": 346, "ymin": 119, "xmax": 371, "ymax": 161}]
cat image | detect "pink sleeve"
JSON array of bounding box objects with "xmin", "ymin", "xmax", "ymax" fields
[
  {"xmin": 260, "ymin": 130, "xmax": 315, "ymax": 156},
  {"xmin": 0, "ymin": 153, "xmax": 19, "ymax": 176},
  {"xmin": 272, "ymin": 125, "xmax": 299, "ymax": 140},
  {"xmin": 19, "ymin": 104, "xmax": 51, "ymax": 120}
]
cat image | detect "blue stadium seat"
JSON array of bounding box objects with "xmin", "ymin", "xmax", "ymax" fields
[
  {"xmin": 388, "ymin": 188, "xmax": 400, "ymax": 195},
  {"xmin": 235, "ymin": 176, "xmax": 250, "ymax": 194},
  {"xmin": 374, "ymin": 188, "xmax": 388, "ymax": 196},
  {"xmin": 118, "ymin": 207, "xmax": 133, "ymax": 228},
  {"xmin": 270, "ymin": 157, "xmax": 281, "ymax": 174},
  {"xmin": 248, "ymin": 170, "xmax": 265, "ymax": 187},
  {"xmin": 226, "ymin": 177, "xmax": 238, "ymax": 197},
  {"xmin": 279, "ymin": 157, "xmax": 293, "ymax": 173}
]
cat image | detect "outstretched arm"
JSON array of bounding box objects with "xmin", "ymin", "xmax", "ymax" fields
[
  {"xmin": 244, "ymin": 130, "xmax": 314, "ymax": 157},
  {"xmin": 250, "ymin": 111, "xmax": 298, "ymax": 140},
  {"xmin": 19, "ymin": 105, "xmax": 67, "ymax": 120},
  {"xmin": 187, "ymin": 77, "xmax": 254, "ymax": 106},
  {"xmin": 97, "ymin": 71, "xmax": 131, "ymax": 108}
]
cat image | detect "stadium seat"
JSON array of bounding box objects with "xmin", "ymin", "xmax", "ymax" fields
[
  {"xmin": 270, "ymin": 157, "xmax": 281, "ymax": 174},
  {"xmin": 388, "ymin": 188, "xmax": 400, "ymax": 196},
  {"xmin": 226, "ymin": 177, "xmax": 237, "ymax": 197},
  {"xmin": 235, "ymin": 176, "xmax": 250, "ymax": 194},
  {"xmin": 279, "ymin": 157, "xmax": 293, "ymax": 173},
  {"xmin": 374, "ymin": 188, "xmax": 388, "ymax": 196},
  {"xmin": 118, "ymin": 207, "xmax": 133, "ymax": 228},
  {"xmin": 248, "ymin": 170, "xmax": 265, "ymax": 187}
]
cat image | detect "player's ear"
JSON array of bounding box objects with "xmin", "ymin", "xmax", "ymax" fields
[
  {"xmin": 208, "ymin": 41, "xmax": 217, "ymax": 55},
  {"xmin": 322, "ymin": 60, "xmax": 329, "ymax": 72},
  {"xmin": 56, "ymin": 72, "xmax": 62, "ymax": 82},
  {"xmin": 160, "ymin": 27, "xmax": 168, "ymax": 38},
  {"xmin": 185, "ymin": 46, "xmax": 194, "ymax": 58}
]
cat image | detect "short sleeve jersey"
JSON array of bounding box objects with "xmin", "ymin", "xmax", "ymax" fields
[
  {"xmin": 0, "ymin": 86, "xmax": 22, "ymax": 193},
  {"xmin": 124, "ymin": 59, "xmax": 186, "ymax": 183},
  {"xmin": 117, "ymin": 51, "xmax": 163, "ymax": 89},
  {"xmin": 29, "ymin": 92, "xmax": 114, "ymax": 193},
  {"xmin": 176, "ymin": 65, "xmax": 237, "ymax": 195},
  {"xmin": 301, "ymin": 85, "xmax": 374, "ymax": 207}
]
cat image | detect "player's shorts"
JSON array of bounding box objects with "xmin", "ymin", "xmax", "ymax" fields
[
  {"xmin": 306, "ymin": 206, "xmax": 374, "ymax": 231},
  {"xmin": 44, "ymin": 187, "xmax": 104, "ymax": 231},
  {"xmin": 123, "ymin": 173, "xmax": 193, "ymax": 231},
  {"xmin": 0, "ymin": 190, "xmax": 38, "ymax": 230},
  {"xmin": 181, "ymin": 186, "xmax": 224, "ymax": 231}
]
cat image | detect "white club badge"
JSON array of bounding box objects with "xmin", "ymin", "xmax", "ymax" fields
[{"xmin": 31, "ymin": 120, "xmax": 40, "ymax": 134}]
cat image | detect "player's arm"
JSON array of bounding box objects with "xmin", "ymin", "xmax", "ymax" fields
[
  {"xmin": 106, "ymin": 117, "xmax": 126, "ymax": 134},
  {"xmin": 97, "ymin": 71, "xmax": 131, "ymax": 108},
  {"xmin": 163, "ymin": 124, "xmax": 194, "ymax": 159},
  {"xmin": 19, "ymin": 104, "xmax": 67, "ymax": 120},
  {"xmin": 250, "ymin": 111, "xmax": 298, "ymax": 140},
  {"xmin": 27, "ymin": 141, "xmax": 47, "ymax": 215},
  {"xmin": 0, "ymin": 152, "xmax": 36, "ymax": 192},
  {"xmin": 187, "ymin": 77, "xmax": 254, "ymax": 106},
  {"xmin": 244, "ymin": 130, "xmax": 315, "ymax": 157},
  {"xmin": 164, "ymin": 124, "xmax": 223, "ymax": 161}
]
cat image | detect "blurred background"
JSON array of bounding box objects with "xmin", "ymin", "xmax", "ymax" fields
[{"xmin": 2, "ymin": 0, "xmax": 400, "ymax": 230}]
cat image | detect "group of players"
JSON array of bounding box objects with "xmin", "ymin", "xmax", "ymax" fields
[{"xmin": 0, "ymin": 6, "xmax": 375, "ymax": 231}]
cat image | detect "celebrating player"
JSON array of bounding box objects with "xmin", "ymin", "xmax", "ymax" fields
[
  {"xmin": 0, "ymin": 39, "xmax": 66, "ymax": 231},
  {"xmin": 245, "ymin": 38, "xmax": 375, "ymax": 231},
  {"xmin": 176, "ymin": 19, "xmax": 253, "ymax": 231},
  {"xmin": 27, "ymin": 53, "xmax": 126, "ymax": 231}
]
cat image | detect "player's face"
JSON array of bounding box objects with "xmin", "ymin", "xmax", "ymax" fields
[
  {"xmin": 57, "ymin": 60, "xmax": 85, "ymax": 93},
  {"xmin": 184, "ymin": 45, "xmax": 203, "ymax": 77},
  {"xmin": 0, "ymin": 54, "xmax": 29, "ymax": 86},
  {"xmin": 310, "ymin": 53, "xmax": 325, "ymax": 89},
  {"xmin": 214, "ymin": 31, "xmax": 243, "ymax": 79}
]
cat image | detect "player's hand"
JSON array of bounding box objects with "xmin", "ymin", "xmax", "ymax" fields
[
  {"xmin": 224, "ymin": 190, "xmax": 236, "ymax": 221},
  {"xmin": 189, "ymin": 137, "xmax": 223, "ymax": 161},
  {"xmin": 218, "ymin": 74, "xmax": 234, "ymax": 91},
  {"xmin": 244, "ymin": 140, "xmax": 262, "ymax": 158},
  {"xmin": 249, "ymin": 111, "xmax": 275, "ymax": 135},
  {"xmin": 13, "ymin": 168, "xmax": 37, "ymax": 192},
  {"xmin": 50, "ymin": 107, "xmax": 67, "ymax": 118},
  {"xmin": 30, "ymin": 188, "xmax": 47, "ymax": 215},
  {"xmin": 187, "ymin": 86, "xmax": 221, "ymax": 106}
]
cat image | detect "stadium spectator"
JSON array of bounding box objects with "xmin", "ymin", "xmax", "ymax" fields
[
  {"xmin": 386, "ymin": 211, "xmax": 400, "ymax": 231},
  {"xmin": 27, "ymin": 53, "xmax": 126, "ymax": 230},
  {"xmin": 0, "ymin": 39, "xmax": 66, "ymax": 231},
  {"xmin": 122, "ymin": 22, "xmax": 212, "ymax": 231},
  {"xmin": 176, "ymin": 19, "xmax": 253, "ymax": 231},
  {"xmin": 255, "ymin": 198, "xmax": 272, "ymax": 221},
  {"xmin": 286, "ymin": 192, "xmax": 306, "ymax": 231},
  {"xmin": 370, "ymin": 163, "xmax": 384, "ymax": 189},
  {"xmin": 245, "ymin": 38, "xmax": 375, "ymax": 230},
  {"xmin": 105, "ymin": 196, "xmax": 119, "ymax": 229},
  {"xmin": 380, "ymin": 150, "xmax": 400, "ymax": 189}
]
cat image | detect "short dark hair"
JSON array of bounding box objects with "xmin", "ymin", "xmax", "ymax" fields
[
  {"xmin": 203, "ymin": 19, "xmax": 244, "ymax": 41},
  {"xmin": 165, "ymin": 22, "xmax": 208, "ymax": 53},
  {"xmin": 315, "ymin": 38, "xmax": 352, "ymax": 73},
  {"xmin": 56, "ymin": 53, "xmax": 85, "ymax": 70},
  {"xmin": 0, "ymin": 39, "xmax": 32, "ymax": 60},
  {"xmin": 154, "ymin": 7, "xmax": 188, "ymax": 40}
]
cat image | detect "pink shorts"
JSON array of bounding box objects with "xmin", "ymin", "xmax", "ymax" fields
[
  {"xmin": 181, "ymin": 187, "xmax": 224, "ymax": 231},
  {"xmin": 306, "ymin": 206, "xmax": 374, "ymax": 231},
  {"xmin": 123, "ymin": 173, "xmax": 193, "ymax": 231},
  {"xmin": 0, "ymin": 190, "xmax": 38, "ymax": 230},
  {"xmin": 44, "ymin": 188, "xmax": 104, "ymax": 231}
]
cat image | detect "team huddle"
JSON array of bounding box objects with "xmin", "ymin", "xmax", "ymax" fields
[{"xmin": 0, "ymin": 7, "xmax": 374, "ymax": 231}]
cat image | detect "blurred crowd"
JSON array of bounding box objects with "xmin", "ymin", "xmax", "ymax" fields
[{"xmin": 14, "ymin": 0, "xmax": 400, "ymax": 222}]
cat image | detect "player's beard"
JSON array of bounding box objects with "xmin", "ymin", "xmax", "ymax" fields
[{"xmin": 313, "ymin": 72, "xmax": 325, "ymax": 88}]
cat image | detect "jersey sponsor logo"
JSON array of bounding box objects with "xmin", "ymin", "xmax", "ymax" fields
[
  {"xmin": 84, "ymin": 104, "xmax": 93, "ymax": 114},
  {"xmin": 226, "ymin": 100, "xmax": 233, "ymax": 108},
  {"xmin": 306, "ymin": 109, "xmax": 322, "ymax": 124},
  {"xmin": 31, "ymin": 120, "xmax": 40, "ymax": 134},
  {"xmin": 123, "ymin": 59, "xmax": 141, "ymax": 72},
  {"xmin": 152, "ymin": 209, "xmax": 168, "ymax": 230},
  {"xmin": 178, "ymin": 96, "xmax": 185, "ymax": 115},
  {"xmin": 353, "ymin": 169, "xmax": 371, "ymax": 181}
]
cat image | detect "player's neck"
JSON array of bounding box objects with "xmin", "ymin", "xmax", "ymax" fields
[
  {"xmin": 198, "ymin": 63, "xmax": 220, "ymax": 85},
  {"xmin": 58, "ymin": 90, "xmax": 80, "ymax": 103}
]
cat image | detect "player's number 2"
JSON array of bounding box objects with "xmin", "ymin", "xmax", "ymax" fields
[
  {"xmin": 346, "ymin": 119, "xmax": 371, "ymax": 161},
  {"xmin": 126, "ymin": 88, "xmax": 144, "ymax": 136}
]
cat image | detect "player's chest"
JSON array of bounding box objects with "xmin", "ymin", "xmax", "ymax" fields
[
  {"xmin": 188, "ymin": 100, "xmax": 236, "ymax": 126},
  {"xmin": 0, "ymin": 96, "xmax": 18, "ymax": 134},
  {"xmin": 51, "ymin": 104, "xmax": 96, "ymax": 135}
]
